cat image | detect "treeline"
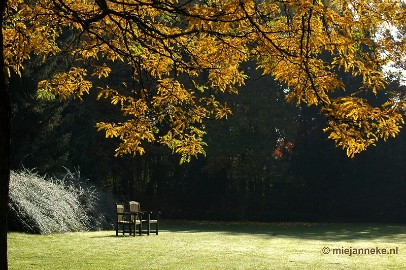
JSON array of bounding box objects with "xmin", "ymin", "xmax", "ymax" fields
[{"xmin": 10, "ymin": 60, "xmax": 406, "ymax": 223}]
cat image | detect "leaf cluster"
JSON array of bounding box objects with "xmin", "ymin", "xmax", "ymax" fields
[{"xmin": 3, "ymin": 0, "xmax": 406, "ymax": 159}]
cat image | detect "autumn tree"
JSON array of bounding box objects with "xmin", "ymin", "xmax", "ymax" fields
[
  {"xmin": 6, "ymin": 0, "xmax": 405, "ymax": 161},
  {"xmin": 2, "ymin": 0, "xmax": 406, "ymax": 268}
]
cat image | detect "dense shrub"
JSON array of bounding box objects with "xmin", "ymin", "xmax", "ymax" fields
[{"xmin": 8, "ymin": 168, "xmax": 116, "ymax": 234}]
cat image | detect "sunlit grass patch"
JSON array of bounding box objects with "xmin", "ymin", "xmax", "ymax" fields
[{"xmin": 8, "ymin": 221, "xmax": 406, "ymax": 269}]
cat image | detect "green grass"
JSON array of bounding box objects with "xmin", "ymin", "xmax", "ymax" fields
[{"xmin": 8, "ymin": 221, "xmax": 406, "ymax": 269}]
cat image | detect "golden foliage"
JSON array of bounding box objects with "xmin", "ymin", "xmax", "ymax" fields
[
  {"xmin": 3, "ymin": 0, "xmax": 406, "ymax": 160},
  {"xmin": 323, "ymin": 97, "xmax": 404, "ymax": 157}
]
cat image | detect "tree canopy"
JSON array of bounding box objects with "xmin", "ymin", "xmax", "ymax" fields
[{"xmin": 3, "ymin": 0, "xmax": 405, "ymax": 161}]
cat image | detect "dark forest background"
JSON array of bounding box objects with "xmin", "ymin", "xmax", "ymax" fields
[{"xmin": 9, "ymin": 58, "xmax": 406, "ymax": 224}]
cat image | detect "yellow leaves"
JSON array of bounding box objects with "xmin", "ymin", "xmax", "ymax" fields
[
  {"xmin": 332, "ymin": 55, "xmax": 387, "ymax": 95},
  {"xmin": 37, "ymin": 67, "xmax": 92, "ymax": 100},
  {"xmin": 160, "ymin": 127, "xmax": 208, "ymax": 165},
  {"xmin": 92, "ymin": 64, "xmax": 111, "ymax": 79},
  {"xmin": 97, "ymin": 123, "xmax": 119, "ymax": 138},
  {"xmin": 376, "ymin": 102, "xmax": 405, "ymax": 141},
  {"xmin": 95, "ymin": 71, "xmax": 235, "ymax": 161},
  {"xmin": 326, "ymin": 127, "xmax": 375, "ymax": 158},
  {"xmin": 251, "ymin": 0, "xmax": 404, "ymax": 157},
  {"xmin": 215, "ymin": 103, "xmax": 232, "ymax": 120},
  {"xmin": 4, "ymin": 0, "xmax": 61, "ymax": 75},
  {"xmin": 97, "ymin": 81, "xmax": 212, "ymax": 161},
  {"xmin": 97, "ymin": 88, "xmax": 150, "ymax": 118},
  {"xmin": 96, "ymin": 119, "xmax": 156, "ymax": 157},
  {"xmin": 80, "ymin": 46, "xmax": 101, "ymax": 60},
  {"xmin": 159, "ymin": 131, "xmax": 181, "ymax": 154},
  {"xmin": 97, "ymin": 116, "xmax": 208, "ymax": 163},
  {"xmin": 141, "ymin": 54, "xmax": 173, "ymax": 79},
  {"xmin": 176, "ymin": 135, "xmax": 208, "ymax": 165},
  {"xmin": 208, "ymin": 66, "xmax": 248, "ymax": 93},
  {"xmin": 6, "ymin": 0, "xmax": 406, "ymax": 161},
  {"xmin": 154, "ymin": 78, "xmax": 194, "ymax": 105},
  {"xmin": 322, "ymin": 97, "xmax": 404, "ymax": 157},
  {"xmin": 5, "ymin": 0, "xmax": 251, "ymax": 162}
]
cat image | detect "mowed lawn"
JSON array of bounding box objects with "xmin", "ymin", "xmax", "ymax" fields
[{"xmin": 8, "ymin": 221, "xmax": 406, "ymax": 270}]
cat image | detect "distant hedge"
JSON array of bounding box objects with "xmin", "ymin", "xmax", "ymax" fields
[{"xmin": 8, "ymin": 168, "xmax": 117, "ymax": 234}]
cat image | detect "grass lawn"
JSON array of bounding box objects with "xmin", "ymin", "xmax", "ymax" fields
[{"xmin": 8, "ymin": 221, "xmax": 406, "ymax": 269}]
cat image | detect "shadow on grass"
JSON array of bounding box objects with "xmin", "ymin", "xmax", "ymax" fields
[
  {"xmin": 159, "ymin": 220, "xmax": 406, "ymax": 241},
  {"xmin": 90, "ymin": 233, "xmax": 154, "ymax": 238}
]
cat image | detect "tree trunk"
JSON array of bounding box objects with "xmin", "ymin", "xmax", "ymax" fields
[{"xmin": 0, "ymin": 1, "xmax": 11, "ymax": 269}]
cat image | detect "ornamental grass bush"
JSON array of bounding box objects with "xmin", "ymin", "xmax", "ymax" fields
[{"xmin": 8, "ymin": 168, "xmax": 116, "ymax": 234}]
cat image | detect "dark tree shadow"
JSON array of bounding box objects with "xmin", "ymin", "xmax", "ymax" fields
[{"xmin": 159, "ymin": 220, "xmax": 406, "ymax": 241}]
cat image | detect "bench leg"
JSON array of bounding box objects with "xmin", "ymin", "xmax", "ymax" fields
[{"xmin": 147, "ymin": 222, "xmax": 150, "ymax": 236}]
